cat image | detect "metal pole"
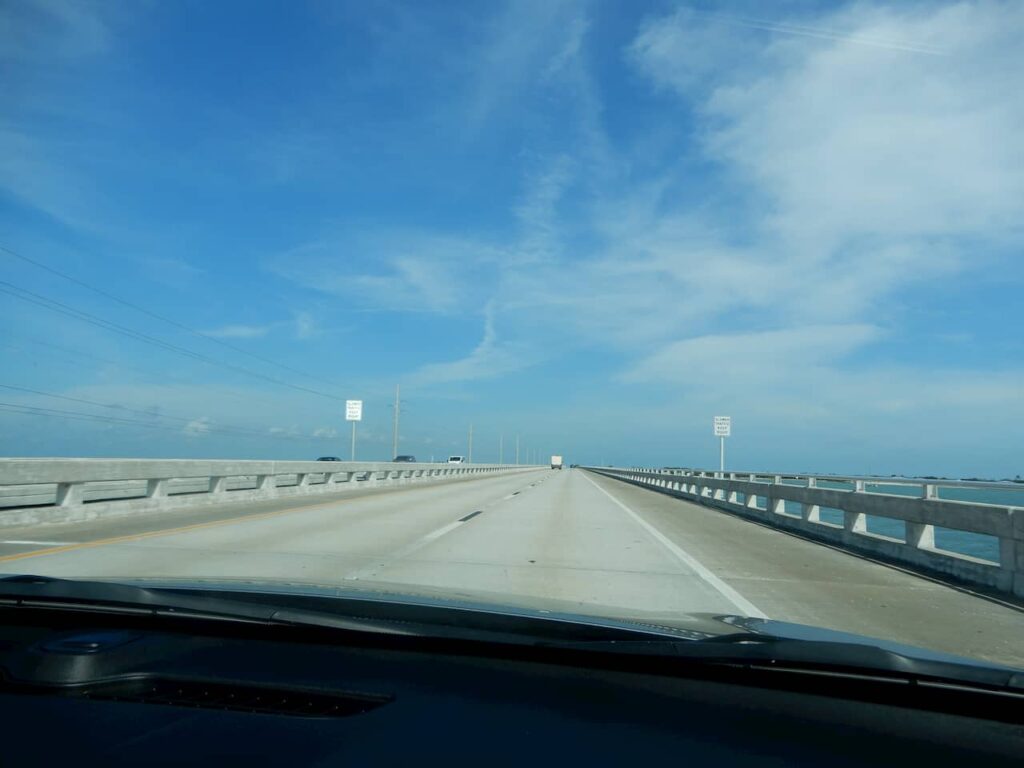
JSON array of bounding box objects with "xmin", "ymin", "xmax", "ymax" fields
[
  {"xmin": 351, "ymin": 421, "xmax": 356, "ymax": 461},
  {"xmin": 499, "ymin": 434, "xmax": 504, "ymax": 465},
  {"xmin": 391, "ymin": 384, "xmax": 400, "ymax": 459},
  {"xmin": 515, "ymin": 434, "xmax": 520, "ymax": 465},
  {"xmin": 719, "ymin": 437, "xmax": 724, "ymax": 473},
  {"xmin": 468, "ymin": 423, "xmax": 473, "ymax": 463}
]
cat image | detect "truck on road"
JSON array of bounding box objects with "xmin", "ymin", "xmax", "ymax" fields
[{"xmin": 550, "ymin": 455, "xmax": 564, "ymax": 470}]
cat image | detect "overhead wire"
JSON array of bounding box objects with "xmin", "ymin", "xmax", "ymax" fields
[
  {"xmin": 0, "ymin": 280, "xmax": 345, "ymax": 402},
  {"xmin": 0, "ymin": 243, "xmax": 344, "ymax": 390},
  {"xmin": 0, "ymin": 335, "xmax": 326, "ymax": 421},
  {"xmin": 0, "ymin": 383, "xmax": 321, "ymax": 442},
  {"xmin": 0, "ymin": 400, "xmax": 327, "ymax": 443}
]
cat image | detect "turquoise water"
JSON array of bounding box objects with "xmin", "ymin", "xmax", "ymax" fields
[{"xmin": 766, "ymin": 479, "xmax": 1022, "ymax": 564}]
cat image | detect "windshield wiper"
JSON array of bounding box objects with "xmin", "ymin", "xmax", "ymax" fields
[{"xmin": 0, "ymin": 575, "xmax": 674, "ymax": 644}]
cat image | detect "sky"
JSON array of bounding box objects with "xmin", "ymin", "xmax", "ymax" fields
[{"xmin": 1, "ymin": 0, "xmax": 1022, "ymax": 477}]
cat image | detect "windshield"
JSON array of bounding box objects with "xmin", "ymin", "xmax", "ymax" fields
[{"xmin": 1, "ymin": 1, "xmax": 1022, "ymax": 671}]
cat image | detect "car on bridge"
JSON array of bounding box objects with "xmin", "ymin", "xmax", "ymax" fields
[
  {"xmin": 447, "ymin": 455, "xmax": 465, "ymax": 464},
  {"xmin": 393, "ymin": 455, "xmax": 416, "ymax": 462},
  {"xmin": 316, "ymin": 456, "xmax": 342, "ymax": 462}
]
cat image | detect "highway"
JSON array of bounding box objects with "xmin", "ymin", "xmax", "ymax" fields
[{"xmin": 2, "ymin": 468, "xmax": 1023, "ymax": 667}]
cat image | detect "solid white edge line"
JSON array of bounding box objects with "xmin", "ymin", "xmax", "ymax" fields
[{"xmin": 580, "ymin": 472, "xmax": 766, "ymax": 619}]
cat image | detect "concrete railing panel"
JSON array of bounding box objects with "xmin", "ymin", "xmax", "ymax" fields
[{"xmin": 0, "ymin": 459, "xmax": 541, "ymax": 527}]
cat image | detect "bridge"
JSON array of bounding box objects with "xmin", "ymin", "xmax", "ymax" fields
[{"xmin": 1, "ymin": 459, "xmax": 1022, "ymax": 668}]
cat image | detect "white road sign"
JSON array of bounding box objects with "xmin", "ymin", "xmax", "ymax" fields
[
  {"xmin": 713, "ymin": 416, "xmax": 731, "ymax": 437},
  {"xmin": 345, "ymin": 400, "xmax": 363, "ymax": 421}
]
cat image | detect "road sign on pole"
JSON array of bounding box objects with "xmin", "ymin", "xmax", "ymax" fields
[
  {"xmin": 713, "ymin": 416, "xmax": 731, "ymax": 472},
  {"xmin": 346, "ymin": 400, "xmax": 363, "ymax": 461}
]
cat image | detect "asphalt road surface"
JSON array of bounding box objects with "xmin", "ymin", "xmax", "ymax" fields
[{"xmin": 2, "ymin": 468, "xmax": 1022, "ymax": 666}]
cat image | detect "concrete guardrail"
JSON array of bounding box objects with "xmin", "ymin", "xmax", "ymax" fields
[
  {"xmin": 584, "ymin": 466, "xmax": 1024, "ymax": 599},
  {"xmin": 0, "ymin": 459, "xmax": 540, "ymax": 528}
]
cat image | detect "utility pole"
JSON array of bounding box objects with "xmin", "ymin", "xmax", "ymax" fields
[
  {"xmin": 467, "ymin": 423, "xmax": 474, "ymax": 463},
  {"xmin": 391, "ymin": 384, "xmax": 400, "ymax": 460},
  {"xmin": 499, "ymin": 434, "xmax": 504, "ymax": 465},
  {"xmin": 515, "ymin": 434, "xmax": 520, "ymax": 465}
]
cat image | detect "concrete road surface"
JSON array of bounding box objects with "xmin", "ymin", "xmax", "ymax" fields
[{"xmin": 2, "ymin": 468, "xmax": 1022, "ymax": 666}]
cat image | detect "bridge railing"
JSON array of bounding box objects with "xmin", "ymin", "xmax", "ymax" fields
[
  {"xmin": 583, "ymin": 466, "xmax": 1024, "ymax": 599},
  {"xmin": 0, "ymin": 459, "xmax": 537, "ymax": 527}
]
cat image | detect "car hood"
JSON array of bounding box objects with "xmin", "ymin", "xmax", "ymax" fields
[{"xmin": 117, "ymin": 575, "xmax": 1015, "ymax": 671}]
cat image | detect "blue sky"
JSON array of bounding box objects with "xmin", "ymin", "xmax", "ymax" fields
[{"xmin": 1, "ymin": 0, "xmax": 1022, "ymax": 476}]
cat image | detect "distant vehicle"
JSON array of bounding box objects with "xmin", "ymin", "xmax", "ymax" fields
[
  {"xmin": 447, "ymin": 456, "xmax": 465, "ymax": 464},
  {"xmin": 317, "ymin": 456, "xmax": 342, "ymax": 462},
  {"xmin": 551, "ymin": 455, "xmax": 564, "ymax": 470},
  {"xmin": 393, "ymin": 455, "xmax": 416, "ymax": 462}
]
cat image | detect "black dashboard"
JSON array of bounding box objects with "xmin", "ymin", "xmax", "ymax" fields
[{"xmin": 1, "ymin": 608, "xmax": 1021, "ymax": 766}]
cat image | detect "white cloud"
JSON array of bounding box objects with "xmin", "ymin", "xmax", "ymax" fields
[
  {"xmin": 183, "ymin": 416, "xmax": 210, "ymax": 436},
  {"xmin": 409, "ymin": 304, "xmax": 534, "ymax": 387},
  {"xmin": 268, "ymin": 232, "xmax": 503, "ymax": 314},
  {"xmin": 312, "ymin": 426, "xmax": 338, "ymax": 439},
  {"xmin": 622, "ymin": 324, "xmax": 881, "ymax": 385},
  {"xmin": 293, "ymin": 311, "xmax": 316, "ymax": 339}
]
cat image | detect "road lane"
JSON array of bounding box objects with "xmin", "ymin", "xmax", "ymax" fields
[
  {"xmin": 0, "ymin": 470, "xmax": 551, "ymax": 576},
  {"xmin": 0, "ymin": 470, "xmax": 547, "ymax": 560},
  {"xmin": 580, "ymin": 470, "xmax": 1024, "ymax": 667},
  {"xmin": 1, "ymin": 466, "xmax": 1022, "ymax": 666},
  {"xmin": 359, "ymin": 466, "xmax": 752, "ymax": 616}
]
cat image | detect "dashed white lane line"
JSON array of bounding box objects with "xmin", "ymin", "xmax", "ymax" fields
[
  {"xmin": 579, "ymin": 472, "xmax": 766, "ymax": 618},
  {"xmin": 345, "ymin": 475, "xmax": 545, "ymax": 580}
]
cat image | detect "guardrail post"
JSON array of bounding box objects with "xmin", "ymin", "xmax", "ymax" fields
[
  {"xmin": 146, "ymin": 479, "xmax": 167, "ymax": 499},
  {"xmin": 1006, "ymin": 510, "xmax": 1023, "ymax": 597},
  {"xmin": 768, "ymin": 475, "xmax": 785, "ymax": 515},
  {"xmin": 802, "ymin": 477, "xmax": 820, "ymax": 522},
  {"xmin": 209, "ymin": 476, "xmax": 226, "ymax": 494},
  {"xmin": 906, "ymin": 521, "xmax": 935, "ymax": 549},
  {"xmin": 55, "ymin": 482, "xmax": 82, "ymax": 506},
  {"xmin": 256, "ymin": 475, "xmax": 275, "ymax": 493}
]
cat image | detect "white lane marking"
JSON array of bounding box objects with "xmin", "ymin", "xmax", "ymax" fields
[
  {"xmin": 2, "ymin": 540, "xmax": 79, "ymax": 546},
  {"xmin": 344, "ymin": 519, "xmax": 465, "ymax": 580},
  {"xmin": 346, "ymin": 475, "xmax": 539, "ymax": 580},
  {"xmin": 579, "ymin": 472, "xmax": 766, "ymax": 618}
]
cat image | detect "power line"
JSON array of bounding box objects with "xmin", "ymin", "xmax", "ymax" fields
[
  {"xmin": 0, "ymin": 400, "xmax": 329, "ymax": 443},
  {"xmin": 0, "ymin": 335, "xmax": 325, "ymax": 420},
  {"xmin": 0, "ymin": 383, "xmax": 307, "ymax": 441},
  {"xmin": 0, "ymin": 280, "xmax": 345, "ymax": 402},
  {"xmin": 0, "ymin": 244, "xmax": 344, "ymax": 389}
]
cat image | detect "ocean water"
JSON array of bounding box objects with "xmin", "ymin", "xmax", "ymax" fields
[{"xmin": 769, "ymin": 480, "xmax": 1023, "ymax": 563}]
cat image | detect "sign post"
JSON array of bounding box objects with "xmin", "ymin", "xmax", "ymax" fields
[
  {"xmin": 713, "ymin": 416, "xmax": 731, "ymax": 473},
  {"xmin": 346, "ymin": 400, "xmax": 363, "ymax": 461}
]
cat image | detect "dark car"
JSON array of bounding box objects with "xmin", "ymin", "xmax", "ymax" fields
[
  {"xmin": 316, "ymin": 456, "xmax": 342, "ymax": 462},
  {"xmin": 393, "ymin": 455, "xmax": 416, "ymax": 462}
]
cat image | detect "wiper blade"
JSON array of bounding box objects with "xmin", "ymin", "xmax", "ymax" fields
[
  {"xmin": 0, "ymin": 575, "xmax": 419, "ymax": 636},
  {"xmin": 0, "ymin": 575, "xmax": 673, "ymax": 644}
]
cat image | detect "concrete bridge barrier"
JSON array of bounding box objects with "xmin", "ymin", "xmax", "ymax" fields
[
  {"xmin": 0, "ymin": 459, "xmax": 537, "ymax": 527},
  {"xmin": 584, "ymin": 466, "xmax": 1024, "ymax": 600}
]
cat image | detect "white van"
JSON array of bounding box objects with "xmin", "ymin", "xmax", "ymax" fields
[{"xmin": 447, "ymin": 455, "xmax": 465, "ymax": 464}]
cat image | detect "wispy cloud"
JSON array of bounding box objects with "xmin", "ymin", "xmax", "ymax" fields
[
  {"xmin": 409, "ymin": 304, "xmax": 534, "ymax": 387},
  {"xmin": 0, "ymin": 0, "xmax": 111, "ymax": 62},
  {"xmin": 267, "ymin": 231, "xmax": 503, "ymax": 314},
  {"xmin": 183, "ymin": 416, "xmax": 210, "ymax": 436}
]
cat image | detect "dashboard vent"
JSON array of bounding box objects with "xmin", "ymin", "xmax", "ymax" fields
[{"xmin": 78, "ymin": 678, "xmax": 391, "ymax": 718}]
